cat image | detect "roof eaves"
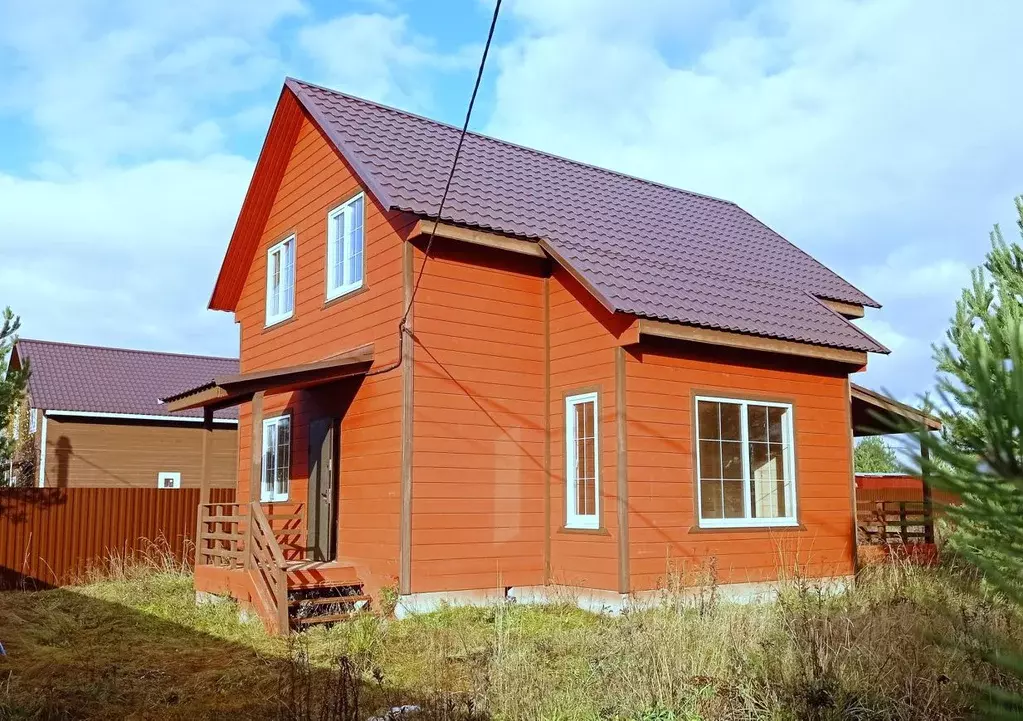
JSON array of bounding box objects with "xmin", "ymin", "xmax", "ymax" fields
[
  {"xmin": 804, "ymin": 292, "xmax": 889, "ymax": 354},
  {"xmin": 284, "ymin": 78, "xmax": 398, "ymax": 213},
  {"xmin": 732, "ymin": 204, "xmax": 881, "ymax": 309}
]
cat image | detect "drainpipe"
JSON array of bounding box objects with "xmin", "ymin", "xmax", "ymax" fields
[{"xmin": 37, "ymin": 412, "xmax": 47, "ymax": 487}]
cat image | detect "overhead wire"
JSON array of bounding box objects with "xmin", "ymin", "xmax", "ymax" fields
[{"xmin": 368, "ymin": 0, "xmax": 503, "ymax": 377}]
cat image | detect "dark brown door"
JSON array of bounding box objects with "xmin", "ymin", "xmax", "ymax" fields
[{"xmin": 307, "ymin": 417, "xmax": 338, "ymax": 562}]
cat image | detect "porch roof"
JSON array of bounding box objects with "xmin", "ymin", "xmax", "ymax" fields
[
  {"xmin": 851, "ymin": 383, "xmax": 941, "ymax": 437},
  {"xmin": 161, "ymin": 344, "xmax": 374, "ymax": 413}
]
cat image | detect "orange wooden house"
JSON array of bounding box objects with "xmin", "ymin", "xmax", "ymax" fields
[{"xmin": 165, "ymin": 78, "xmax": 921, "ymax": 632}]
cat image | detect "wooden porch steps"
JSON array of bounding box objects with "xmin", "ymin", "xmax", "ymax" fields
[
  {"xmin": 284, "ymin": 559, "xmax": 361, "ymax": 589},
  {"xmin": 288, "ymin": 594, "xmax": 371, "ymax": 607},
  {"xmin": 284, "ymin": 559, "xmax": 367, "ymax": 630},
  {"xmin": 293, "ymin": 612, "xmax": 361, "ymax": 626}
]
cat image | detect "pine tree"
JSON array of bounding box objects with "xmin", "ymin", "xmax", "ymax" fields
[
  {"xmin": 923, "ymin": 196, "xmax": 1023, "ymax": 716},
  {"xmin": 0, "ymin": 307, "xmax": 28, "ymax": 480},
  {"xmin": 854, "ymin": 436, "xmax": 899, "ymax": 473}
]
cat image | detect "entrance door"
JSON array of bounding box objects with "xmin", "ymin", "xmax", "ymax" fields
[{"xmin": 307, "ymin": 417, "xmax": 338, "ymax": 562}]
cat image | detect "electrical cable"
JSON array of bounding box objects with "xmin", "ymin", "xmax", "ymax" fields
[{"xmin": 368, "ymin": 0, "xmax": 503, "ymax": 377}]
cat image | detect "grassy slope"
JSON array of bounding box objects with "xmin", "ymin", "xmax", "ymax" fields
[{"xmin": 1, "ymin": 563, "xmax": 1020, "ymax": 720}]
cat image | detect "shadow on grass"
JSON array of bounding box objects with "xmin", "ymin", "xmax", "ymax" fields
[{"xmin": 0, "ymin": 578, "xmax": 486, "ymax": 721}]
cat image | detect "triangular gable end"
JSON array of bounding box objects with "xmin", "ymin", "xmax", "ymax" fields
[{"xmin": 208, "ymin": 82, "xmax": 397, "ymax": 312}]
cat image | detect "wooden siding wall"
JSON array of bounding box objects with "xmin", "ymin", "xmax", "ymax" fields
[
  {"xmin": 410, "ymin": 242, "xmax": 547, "ymax": 593},
  {"xmin": 626, "ymin": 341, "xmax": 856, "ymax": 589},
  {"xmin": 548, "ymin": 267, "xmax": 631, "ymax": 591},
  {"xmin": 0, "ymin": 486, "xmax": 235, "ymax": 589},
  {"xmin": 233, "ymin": 114, "xmax": 410, "ymax": 595},
  {"xmin": 42, "ymin": 417, "xmax": 236, "ymax": 489}
]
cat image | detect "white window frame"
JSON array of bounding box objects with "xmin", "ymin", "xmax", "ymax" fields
[
  {"xmin": 157, "ymin": 471, "xmax": 181, "ymax": 489},
  {"xmin": 261, "ymin": 415, "xmax": 291, "ymax": 503},
  {"xmin": 565, "ymin": 391, "xmax": 600, "ymax": 530},
  {"xmin": 265, "ymin": 235, "xmax": 296, "ymax": 327},
  {"xmin": 28, "ymin": 408, "xmax": 37, "ymax": 434},
  {"xmin": 326, "ymin": 193, "xmax": 366, "ymax": 301},
  {"xmin": 694, "ymin": 395, "xmax": 798, "ymax": 529}
]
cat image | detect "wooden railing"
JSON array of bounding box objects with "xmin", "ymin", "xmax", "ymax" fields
[
  {"xmin": 857, "ymin": 501, "xmax": 934, "ymax": 545},
  {"xmin": 196, "ymin": 501, "xmax": 245, "ymax": 568},
  {"xmin": 248, "ymin": 501, "xmax": 289, "ymax": 634},
  {"xmin": 264, "ymin": 503, "xmax": 307, "ymax": 560}
]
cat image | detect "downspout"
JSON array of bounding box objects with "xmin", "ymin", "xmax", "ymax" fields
[{"xmin": 37, "ymin": 412, "xmax": 47, "ymax": 487}]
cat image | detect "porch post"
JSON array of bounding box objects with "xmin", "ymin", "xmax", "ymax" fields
[
  {"xmin": 920, "ymin": 435, "xmax": 935, "ymax": 544},
  {"xmin": 245, "ymin": 391, "xmax": 265, "ymax": 569},
  {"xmin": 194, "ymin": 406, "xmax": 214, "ymax": 567}
]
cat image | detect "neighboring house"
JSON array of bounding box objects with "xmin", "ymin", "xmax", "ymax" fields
[
  {"xmin": 165, "ymin": 78, "xmax": 935, "ymax": 632},
  {"xmin": 8, "ymin": 340, "xmax": 238, "ymax": 489}
]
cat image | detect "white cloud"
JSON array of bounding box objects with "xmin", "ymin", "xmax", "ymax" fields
[
  {"xmin": 297, "ymin": 13, "xmax": 478, "ymax": 110},
  {"xmin": 0, "ymin": 1, "xmax": 480, "ymax": 359},
  {"xmin": 485, "ymin": 0, "xmax": 1023, "ymax": 399},
  {"xmin": 0, "ymin": 157, "xmax": 251, "ymax": 354},
  {"xmin": 0, "ymin": 0, "xmax": 305, "ymax": 168}
]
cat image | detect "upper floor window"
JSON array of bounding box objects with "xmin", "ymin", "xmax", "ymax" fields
[
  {"xmin": 326, "ymin": 193, "xmax": 365, "ymax": 301},
  {"xmin": 266, "ymin": 235, "xmax": 296, "ymax": 326},
  {"xmin": 565, "ymin": 391, "xmax": 600, "ymax": 529},
  {"xmin": 261, "ymin": 415, "xmax": 291, "ymax": 503},
  {"xmin": 695, "ymin": 396, "xmax": 797, "ymax": 528},
  {"xmin": 28, "ymin": 408, "xmax": 37, "ymax": 434}
]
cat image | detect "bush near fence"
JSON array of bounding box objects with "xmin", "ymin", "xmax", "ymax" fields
[{"xmin": 0, "ymin": 486, "xmax": 235, "ymax": 589}]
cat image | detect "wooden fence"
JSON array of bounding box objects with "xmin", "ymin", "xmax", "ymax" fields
[
  {"xmin": 0, "ymin": 486, "xmax": 235, "ymax": 589},
  {"xmin": 857, "ymin": 500, "xmax": 934, "ymax": 544}
]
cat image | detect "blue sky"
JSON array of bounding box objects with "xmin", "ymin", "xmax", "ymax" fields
[{"xmin": 1, "ymin": 0, "xmax": 1020, "ymax": 406}]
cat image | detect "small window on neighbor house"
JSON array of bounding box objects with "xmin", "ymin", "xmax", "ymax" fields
[
  {"xmin": 695, "ymin": 396, "xmax": 798, "ymax": 528},
  {"xmin": 261, "ymin": 416, "xmax": 291, "ymax": 503},
  {"xmin": 266, "ymin": 235, "xmax": 296, "ymax": 326},
  {"xmin": 157, "ymin": 472, "xmax": 181, "ymax": 489},
  {"xmin": 28, "ymin": 408, "xmax": 37, "ymax": 434},
  {"xmin": 565, "ymin": 392, "xmax": 600, "ymax": 529},
  {"xmin": 326, "ymin": 193, "xmax": 365, "ymax": 301}
]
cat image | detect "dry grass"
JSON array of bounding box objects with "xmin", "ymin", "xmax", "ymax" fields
[{"xmin": 1, "ymin": 555, "xmax": 1020, "ymax": 720}]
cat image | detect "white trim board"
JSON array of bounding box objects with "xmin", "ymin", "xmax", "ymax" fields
[
  {"xmin": 45, "ymin": 410, "xmax": 238, "ymax": 424},
  {"xmin": 37, "ymin": 414, "xmax": 48, "ymax": 487}
]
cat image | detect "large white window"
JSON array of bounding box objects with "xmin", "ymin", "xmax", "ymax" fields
[
  {"xmin": 565, "ymin": 392, "xmax": 600, "ymax": 529},
  {"xmin": 265, "ymin": 235, "xmax": 296, "ymax": 326},
  {"xmin": 261, "ymin": 416, "xmax": 291, "ymax": 503},
  {"xmin": 695, "ymin": 396, "xmax": 797, "ymax": 528},
  {"xmin": 326, "ymin": 193, "xmax": 365, "ymax": 301}
]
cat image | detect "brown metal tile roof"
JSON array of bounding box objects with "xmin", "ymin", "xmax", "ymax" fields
[
  {"xmin": 13, "ymin": 339, "xmax": 239, "ymax": 420},
  {"xmin": 286, "ymin": 77, "xmax": 886, "ymax": 354}
]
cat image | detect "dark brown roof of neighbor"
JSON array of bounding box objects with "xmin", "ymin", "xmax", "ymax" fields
[
  {"xmin": 12, "ymin": 339, "xmax": 239, "ymax": 420},
  {"xmin": 285, "ymin": 78, "xmax": 887, "ymax": 355}
]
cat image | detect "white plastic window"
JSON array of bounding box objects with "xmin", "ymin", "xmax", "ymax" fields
[
  {"xmin": 565, "ymin": 392, "xmax": 600, "ymax": 529},
  {"xmin": 695, "ymin": 396, "xmax": 798, "ymax": 528},
  {"xmin": 326, "ymin": 194, "xmax": 365, "ymax": 301},
  {"xmin": 261, "ymin": 416, "xmax": 291, "ymax": 502},
  {"xmin": 265, "ymin": 235, "xmax": 296, "ymax": 326}
]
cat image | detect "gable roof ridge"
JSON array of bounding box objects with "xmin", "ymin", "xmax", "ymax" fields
[
  {"xmin": 284, "ymin": 76, "xmax": 738, "ymax": 209},
  {"xmin": 17, "ymin": 338, "xmax": 238, "ymax": 363}
]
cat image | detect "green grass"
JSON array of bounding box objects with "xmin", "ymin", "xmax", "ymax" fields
[{"xmin": 1, "ymin": 559, "xmax": 1021, "ymax": 720}]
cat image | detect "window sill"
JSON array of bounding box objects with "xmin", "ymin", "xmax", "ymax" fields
[
  {"xmin": 689, "ymin": 522, "xmax": 805, "ymax": 534},
  {"xmin": 323, "ymin": 282, "xmax": 369, "ymax": 309},
  {"xmin": 264, "ymin": 312, "xmax": 294, "ymax": 330},
  {"xmin": 558, "ymin": 525, "xmax": 610, "ymax": 536}
]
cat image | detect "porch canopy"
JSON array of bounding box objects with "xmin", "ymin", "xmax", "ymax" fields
[
  {"xmin": 851, "ymin": 382, "xmax": 941, "ymax": 437},
  {"xmin": 161, "ymin": 343, "xmax": 374, "ymax": 414}
]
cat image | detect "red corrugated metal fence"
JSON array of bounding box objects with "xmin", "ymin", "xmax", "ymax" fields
[
  {"xmin": 856, "ymin": 473, "xmax": 959, "ymax": 505},
  {"xmin": 0, "ymin": 487, "xmax": 236, "ymax": 589}
]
